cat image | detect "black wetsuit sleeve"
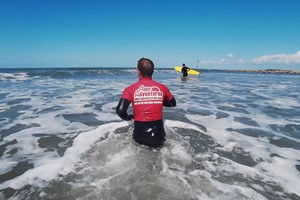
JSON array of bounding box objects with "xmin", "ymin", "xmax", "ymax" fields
[
  {"xmin": 164, "ymin": 97, "xmax": 176, "ymax": 107},
  {"xmin": 116, "ymin": 98, "xmax": 134, "ymax": 121}
]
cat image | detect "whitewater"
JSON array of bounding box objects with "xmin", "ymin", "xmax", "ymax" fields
[{"xmin": 0, "ymin": 68, "xmax": 299, "ymax": 200}]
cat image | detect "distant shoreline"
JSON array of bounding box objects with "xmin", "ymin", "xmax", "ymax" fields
[
  {"xmin": 229, "ymin": 69, "xmax": 300, "ymax": 74},
  {"xmin": 1, "ymin": 67, "xmax": 300, "ymax": 74}
]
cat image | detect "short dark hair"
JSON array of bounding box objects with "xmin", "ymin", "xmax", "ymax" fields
[{"xmin": 137, "ymin": 58, "xmax": 154, "ymax": 77}]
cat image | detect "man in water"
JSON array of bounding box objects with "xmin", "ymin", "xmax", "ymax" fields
[
  {"xmin": 116, "ymin": 58, "xmax": 176, "ymax": 147},
  {"xmin": 181, "ymin": 63, "xmax": 190, "ymax": 77}
]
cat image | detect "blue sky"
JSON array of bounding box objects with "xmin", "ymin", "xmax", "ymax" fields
[{"xmin": 1, "ymin": 0, "xmax": 300, "ymax": 69}]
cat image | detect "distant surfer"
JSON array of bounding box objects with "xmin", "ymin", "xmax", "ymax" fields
[
  {"xmin": 181, "ymin": 63, "xmax": 190, "ymax": 77},
  {"xmin": 116, "ymin": 58, "xmax": 176, "ymax": 148}
]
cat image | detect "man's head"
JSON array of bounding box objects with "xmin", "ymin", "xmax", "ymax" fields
[{"xmin": 137, "ymin": 58, "xmax": 154, "ymax": 77}]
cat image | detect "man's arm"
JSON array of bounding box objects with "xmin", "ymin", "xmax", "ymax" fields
[
  {"xmin": 116, "ymin": 98, "xmax": 134, "ymax": 121},
  {"xmin": 164, "ymin": 97, "xmax": 176, "ymax": 107}
]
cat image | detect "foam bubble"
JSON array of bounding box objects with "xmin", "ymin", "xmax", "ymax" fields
[{"xmin": 0, "ymin": 121, "xmax": 129, "ymax": 190}]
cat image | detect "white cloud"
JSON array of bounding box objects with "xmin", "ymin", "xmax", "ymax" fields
[
  {"xmin": 198, "ymin": 51, "xmax": 300, "ymax": 70},
  {"xmin": 199, "ymin": 60, "xmax": 218, "ymax": 65},
  {"xmin": 199, "ymin": 53, "xmax": 234, "ymax": 66},
  {"xmin": 226, "ymin": 53, "xmax": 234, "ymax": 59},
  {"xmin": 200, "ymin": 59, "xmax": 224, "ymax": 65},
  {"xmin": 252, "ymin": 51, "xmax": 300, "ymax": 64}
]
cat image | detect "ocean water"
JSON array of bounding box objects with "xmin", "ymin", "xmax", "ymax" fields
[{"xmin": 0, "ymin": 68, "xmax": 299, "ymax": 200}]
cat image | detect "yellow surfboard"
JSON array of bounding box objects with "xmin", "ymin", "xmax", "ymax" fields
[{"xmin": 175, "ymin": 66, "xmax": 200, "ymax": 75}]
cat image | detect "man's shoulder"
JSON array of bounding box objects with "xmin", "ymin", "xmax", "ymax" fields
[
  {"xmin": 148, "ymin": 79, "xmax": 164, "ymax": 85},
  {"xmin": 125, "ymin": 81, "xmax": 139, "ymax": 90},
  {"xmin": 128, "ymin": 79, "xmax": 168, "ymax": 89},
  {"xmin": 150, "ymin": 80, "xmax": 170, "ymax": 91}
]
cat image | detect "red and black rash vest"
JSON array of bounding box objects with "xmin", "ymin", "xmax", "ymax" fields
[{"xmin": 121, "ymin": 77, "xmax": 174, "ymax": 122}]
